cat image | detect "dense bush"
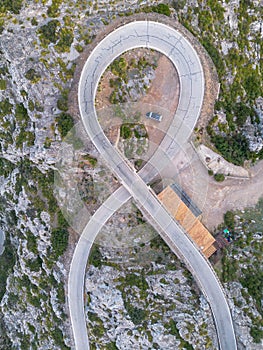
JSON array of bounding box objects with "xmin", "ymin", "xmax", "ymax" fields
[
  {"xmin": 240, "ymin": 266, "xmax": 263, "ymax": 312},
  {"xmin": 124, "ymin": 301, "xmax": 146, "ymax": 325},
  {"xmin": 152, "ymin": 4, "xmax": 171, "ymax": 17},
  {"xmin": 15, "ymin": 103, "xmax": 29, "ymax": 123},
  {"xmin": 51, "ymin": 228, "xmax": 69, "ymax": 258},
  {"xmin": 120, "ymin": 124, "xmax": 132, "ymax": 139},
  {"xmin": 0, "ymin": 158, "xmax": 15, "ymax": 177},
  {"xmin": 25, "ymin": 68, "xmax": 41, "ymax": 83},
  {"xmin": 214, "ymin": 173, "xmax": 225, "ymax": 182},
  {"xmin": 55, "ymin": 28, "xmax": 74, "ymax": 53},
  {"xmin": 201, "ymin": 38, "xmax": 225, "ymax": 77},
  {"xmin": 0, "ymin": 0, "xmax": 23, "ymax": 14},
  {"xmin": 233, "ymin": 103, "xmax": 252, "ymax": 126},
  {"xmin": 224, "ymin": 211, "xmax": 235, "ymax": 230},
  {"xmin": 250, "ymin": 325, "xmax": 263, "ymax": 344},
  {"xmin": 0, "ymin": 98, "xmax": 12, "ymax": 117},
  {"xmin": 56, "ymin": 112, "xmax": 74, "ymax": 138},
  {"xmin": 89, "ymin": 245, "xmax": 102, "ymax": 268},
  {"xmin": 57, "ymin": 96, "xmax": 68, "ymax": 111},
  {"xmin": 125, "ymin": 273, "xmax": 148, "ymax": 291},
  {"xmin": 38, "ymin": 20, "xmax": 60, "ymax": 45},
  {"xmin": 211, "ymin": 133, "xmax": 251, "ymax": 166},
  {"xmin": 47, "ymin": 0, "xmax": 62, "ymax": 18},
  {"xmin": 0, "ymin": 235, "xmax": 16, "ymax": 299},
  {"xmin": 0, "ymin": 79, "xmax": 6, "ymax": 90}
]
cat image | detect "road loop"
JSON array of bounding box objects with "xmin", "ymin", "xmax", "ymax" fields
[{"xmin": 69, "ymin": 20, "xmax": 237, "ymax": 350}]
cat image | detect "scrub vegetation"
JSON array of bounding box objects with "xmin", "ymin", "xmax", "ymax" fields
[
  {"xmin": 219, "ymin": 199, "xmax": 263, "ymax": 343},
  {"xmin": 181, "ymin": 1, "xmax": 263, "ymax": 165}
]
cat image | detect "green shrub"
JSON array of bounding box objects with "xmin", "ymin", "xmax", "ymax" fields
[
  {"xmin": 55, "ymin": 28, "xmax": 74, "ymax": 53},
  {"xmin": 82, "ymin": 154, "xmax": 97, "ymax": 167},
  {"xmin": 152, "ymin": 4, "xmax": 171, "ymax": 16},
  {"xmin": 47, "ymin": 0, "xmax": 62, "ymax": 18},
  {"xmin": 222, "ymin": 254, "xmax": 238, "ymax": 282},
  {"xmin": 224, "ymin": 211, "xmax": 235, "ymax": 230},
  {"xmin": 75, "ymin": 44, "xmax": 83, "ymax": 53},
  {"xmin": 27, "ymin": 234, "xmax": 38, "ymax": 255},
  {"xmin": 105, "ymin": 342, "xmax": 118, "ymax": 350},
  {"xmin": 165, "ymin": 319, "xmax": 180, "ymax": 337},
  {"xmin": 0, "ymin": 158, "xmax": 15, "ymax": 177},
  {"xmin": 135, "ymin": 158, "xmax": 144, "ymax": 170},
  {"xmin": 250, "ymin": 325, "xmax": 263, "ymax": 344},
  {"xmin": 27, "ymin": 256, "xmax": 42, "ymax": 272},
  {"xmin": 25, "ymin": 68, "xmax": 41, "ymax": 83},
  {"xmin": 233, "ymin": 102, "xmax": 253, "ymax": 127},
  {"xmin": 38, "ymin": 20, "xmax": 60, "ymax": 45},
  {"xmin": 134, "ymin": 124, "xmax": 147, "ymax": 138},
  {"xmin": 0, "ymin": 79, "xmax": 7, "ymax": 90},
  {"xmin": 211, "ymin": 133, "xmax": 251, "ymax": 166},
  {"xmin": 202, "ymin": 38, "xmax": 225, "ymax": 77},
  {"xmin": 52, "ymin": 327, "xmax": 69, "ymax": 348},
  {"xmin": 57, "ymin": 95, "xmax": 68, "ymax": 111},
  {"xmin": 214, "ymin": 173, "xmax": 225, "ymax": 182},
  {"xmin": 120, "ymin": 124, "xmax": 132, "ymax": 139},
  {"xmin": 56, "ymin": 112, "xmax": 74, "ymax": 138},
  {"xmin": 0, "ymin": 98, "xmax": 12, "ymax": 116},
  {"xmin": 15, "ymin": 103, "xmax": 29, "ymax": 123},
  {"xmin": 110, "ymin": 57, "xmax": 128, "ymax": 78},
  {"xmin": 31, "ymin": 17, "xmax": 38, "ymax": 26},
  {"xmin": 240, "ymin": 267, "xmax": 263, "ymax": 311},
  {"xmin": 89, "ymin": 245, "xmax": 102, "ymax": 268},
  {"xmin": 0, "ymin": 234, "xmax": 16, "ymax": 300},
  {"xmin": 124, "ymin": 302, "xmax": 147, "ymax": 325},
  {"xmin": 28, "ymin": 100, "xmax": 35, "ymax": 111},
  {"xmin": 57, "ymin": 98, "xmax": 68, "ymax": 112},
  {"xmin": 0, "ymin": 0, "xmax": 23, "ymax": 14},
  {"xmin": 243, "ymin": 70, "xmax": 262, "ymax": 101},
  {"xmin": 125, "ymin": 273, "xmax": 148, "ymax": 291},
  {"xmin": 51, "ymin": 228, "xmax": 69, "ymax": 258},
  {"xmin": 57, "ymin": 210, "xmax": 69, "ymax": 229}
]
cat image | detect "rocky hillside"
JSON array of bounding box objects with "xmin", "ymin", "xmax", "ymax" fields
[{"xmin": 0, "ymin": 1, "xmax": 262, "ymax": 349}]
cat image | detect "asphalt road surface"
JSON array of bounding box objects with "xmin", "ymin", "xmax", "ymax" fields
[{"xmin": 69, "ymin": 21, "xmax": 237, "ymax": 350}]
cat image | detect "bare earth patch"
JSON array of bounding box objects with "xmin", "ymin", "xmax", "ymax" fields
[{"xmin": 96, "ymin": 49, "xmax": 180, "ymax": 151}]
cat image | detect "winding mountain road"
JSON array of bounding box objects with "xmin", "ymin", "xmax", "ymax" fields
[{"xmin": 68, "ymin": 21, "xmax": 237, "ymax": 350}]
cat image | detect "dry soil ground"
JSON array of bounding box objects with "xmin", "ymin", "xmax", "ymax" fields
[
  {"xmin": 96, "ymin": 49, "xmax": 180, "ymax": 150},
  {"xmin": 167, "ymin": 143, "xmax": 263, "ymax": 231}
]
